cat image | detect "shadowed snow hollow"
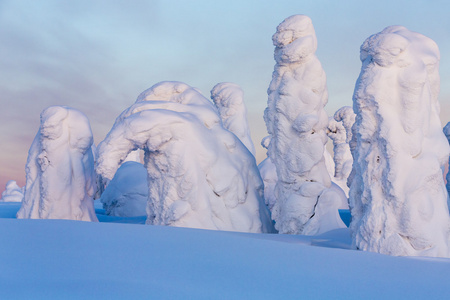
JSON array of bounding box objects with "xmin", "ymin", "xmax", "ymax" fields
[
  {"xmin": 263, "ymin": 15, "xmax": 346, "ymax": 235},
  {"xmin": 16, "ymin": 106, "xmax": 98, "ymax": 222},
  {"xmin": 350, "ymin": 26, "xmax": 450, "ymax": 257},
  {"xmin": 96, "ymin": 81, "xmax": 275, "ymax": 233}
]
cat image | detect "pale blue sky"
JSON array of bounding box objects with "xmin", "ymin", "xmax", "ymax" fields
[{"xmin": 0, "ymin": 0, "xmax": 449, "ymax": 190}]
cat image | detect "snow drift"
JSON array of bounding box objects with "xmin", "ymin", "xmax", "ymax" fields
[
  {"xmin": 96, "ymin": 81, "xmax": 274, "ymax": 233},
  {"xmin": 0, "ymin": 180, "xmax": 23, "ymax": 202},
  {"xmin": 16, "ymin": 106, "xmax": 98, "ymax": 221},
  {"xmin": 211, "ymin": 82, "xmax": 256, "ymax": 155},
  {"xmin": 263, "ymin": 15, "xmax": 345, "ymax": 235},
  {"xmin": 349, "ymin": 26, "xmax": 450, "ymax": 257}
]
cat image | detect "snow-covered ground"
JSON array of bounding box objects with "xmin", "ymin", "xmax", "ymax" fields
[{"xmin": 1, "ymin": 202, "xmax": 449, "ymax": 299}]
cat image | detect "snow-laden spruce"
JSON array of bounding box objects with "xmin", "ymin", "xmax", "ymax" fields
[
  {"xmin": 0, "ymin": 180, "xmax": 23, "ymax": 202},
  {"xmin": 99, "ymin": 161, "xmax": 148, "ymax": 217},
  {"xmin": 17, "ymin": 106, "xmax": 98, "ymax": 221},
  {"xmin": 264, "ymin": 15, "xmax": 346, "ymax": 235},
  {"xmin": 258, "ymin": 136, "xmax": 278, "ymax": 212},
  {"xmin": 211, "ymin": 82, "xmax": 256, "ymax": 156},
  {"xmin": 350, "ymin": 26, "xmax": 450, "ymax": 257},
  {"xmin": 327, "ymin": 106, "xmax": 355, "ymax": 196},
  {"xmin": 96, "ymin": 81, "xmax": 274, "ymax": 233}
]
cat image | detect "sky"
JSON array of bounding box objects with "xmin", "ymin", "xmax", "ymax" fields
[{"xmin": 0, "ymin": 0, "xmax": 449, "ymax": 193}]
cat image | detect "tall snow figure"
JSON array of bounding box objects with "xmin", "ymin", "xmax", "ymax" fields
[
  {"xmin": 96, "ymin": 81, "xmax": 274, "ymax": 233},
  {"xmin": 17, "ymin": 106, "xmax": 98, "ymax": 221},
  {"xmin": 211, "ymin": 82, "xmax": 256, "ymax": 155},
  {"xmin": 350, "ymin": 26, "xmax": 450, "ymax": 257},
  {"xmin": 264, "ymin": 15, "xmax": 345, "ymax": 234}
]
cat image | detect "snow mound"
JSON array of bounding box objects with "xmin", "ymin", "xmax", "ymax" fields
[
  {"xmin": 0, "ymin": 180, "xmax": 23, "ymax": 202},
  {"xmin": 16, "ymin": 106, "xmax": 98, "ymax": 222},
  {"xmin": 99, "ymin": 161, "xmax": 148, "ymax": 217},
  {"xmin": 350, "ymin": 26, "xmax": 450, "ymax": 257},
  {"xmin": 264, "ymin": 15, "xmax": 345, "ymax": 235},
  {"xmin": 96, "ymin": 81, "xmax": 275, "ymax": 233},
  {"xmin": 211, "ymin": 82, "xmax": 256, "ymax": 155}
]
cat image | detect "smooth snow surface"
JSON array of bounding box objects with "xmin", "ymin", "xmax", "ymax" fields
[
  {"xmin": 350, "ymin": 26, "xmax": 450, "ymax": 257},
  {"xmin": 96, "ymin": 81, "xmax": 274, "ymax": 233},
  {"xmin": 0, "ymin": 180, "xmax": 23, "ymax": 202},
  {"xmin": 210, "ymin": 82, "xmax": 256, "ymax": 155},
  {"xmin": 264, "ymin": 15, "xmax": 345, "ymax": 235},
  {"xmin": 1, "ymin": 203, "xmax": 450, "ymax": 299},
  {"xmin": 99, "ymin": 161, "xmax": 147, "ymax": 217},
  {"xmin": 16, "ymin": 106, "xmax": 98, "ymax": 222}
]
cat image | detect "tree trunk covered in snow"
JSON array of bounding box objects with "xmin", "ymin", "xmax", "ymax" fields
[
  {"xmin": 350, "ymin": 26, "xmax": 450, "ymax": 257},
  {"xmin": 264, "ymin": 15, "xmax": 345, "ymax": 235},
  {"xmin": 17, "ymin": 106, "xmax": 98, "ymax": 222}
]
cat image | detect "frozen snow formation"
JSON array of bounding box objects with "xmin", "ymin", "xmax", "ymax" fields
[
  {"xmin": 99, "ymin": 161, "xmax": 148, "ymax": 217},
  {"xmin": 258, "ymin": 136, "xmax": 278, "ymax": 212},
  {"xmin": 443, "ymin": 122, "xmax": 450, "ymax": 198},
  {"xmin": 211, "ymin": 82, "xmax": 256, "ymax": 155},
  {"xmin": 327, "ymin": 106, "xmax": 355, "ymax": 197},
  {"xmin": 17, "ymin": 106, "xmax": 98, "ymax": 221},
  {"xmin": 264, "ymin": 15, "xmax": 346, "ymax": 235},
  {"xmin": 96, "ymin": 81, "xmax": 275, "ymax": 233},
  {"xmin": 350, "ymin": 26, "xmax": 450, "ymax": 257},
  {"xmin": 0, "ymin": 180, "xmax": 24, "ymax": 202}
]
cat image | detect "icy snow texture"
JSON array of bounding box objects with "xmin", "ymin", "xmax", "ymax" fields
[
  {"xmin": 264, "ymin": 15, "xmax": 345, "ymax": 235},
  {"xmin": 211, "ymin": 82, "xmax": 256, "ymax": 155},
  {"xmin": 17, "ymin": 106, "xmax": 98, "ymax": 221},
  {"xmin": 327, "ymin": 106, "xmax": 355, "ymax": 197},
  {"xmin": 0, "ymin": 180, "xmax": 23, "ymax": 202},
  {"xmin": 443, "ymin": 122, "xmax": 450, "ymax": 198},
  {"xmin": 350, "ymin": 26, "xmax": 450, "ymax": 257},
  {"xmin": 96, "ymin": 81, "xmax": 274, "ymax": 233},
  {"xmin": 99, "ymin": 161, "xmax": 148, "ymax": 217}
]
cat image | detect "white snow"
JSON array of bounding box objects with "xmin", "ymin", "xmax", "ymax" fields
[
  {"xmin": 99, "ymin": 161, "xmax": 148, "ymax": 217},
  {"xmin": 96, "ymin": 81, "xmax": 274, "ymax": 233},
  {"xmin": 443, "ymin": 122, "xmax": 450, "ymax": 200},
  {"xmin": 327, "ymin": 106, "xmax": 355, "ymax": 198},
  {"xmin": 0, "ymin": 180, "xmax": 23, "ymax": 202},
  {"xmin": 349, "ymin": 26, "xmax": 450, "ymax": 257},
  {"xmin": 210, "ymin": 82, "xmax": 256, "ymax": 156},
  {"xmin": 16, "ymin": 106, "xmax": 98, "ymax": 222},
  {"xmin": 264, "ymin": 15, "xmax": 345, "ymax": 235},
  {"xmin": 1, "ymin": 202, "xmax": 450, "ymax": 299}
]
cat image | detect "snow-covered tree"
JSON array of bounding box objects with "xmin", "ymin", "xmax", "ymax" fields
[
  {"xmin": 258, "ymin": 136, "xmax": 278, "ymax": 212},
  {"xmin": 350, "ymin": 26, "xmax": 450, "ymax": 257},
  {"xmin": 0, "ymin": 180, "xmax": 23, "ymax": 202},
  {"xmin": 96, "ymin": 81, "xmax": 275, "ymax": 233},
  {"xmin": 327, "ymin": 106, "xmax": 355, "ymax": 196},
  {"xmin": 17, "ymin": 106, "xmax": 98, "ymax": 221},
  {"xmin": 263, "ymin": 15, "xmax": 345, "ymax": 235},
  {"xmin": 211, "ymin": 82, "xmax": 256, "ymax": 155},
  {"xmin": 99, "ymin": 161, "xmax": 148, "ymax": 217}
]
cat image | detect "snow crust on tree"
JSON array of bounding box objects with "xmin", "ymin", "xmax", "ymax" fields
[
  {"xmin": 0, "ymin": 180, "xmax": 23, "ymax": 202},
  {"xmin": 443, "ymin": 122, "xmax": 450, "ymax": 199},
  {"xmin": 263, "ymin": 15, "xmax": 345, "ymax": 235},
  {"xmin": 327, "ymin": 106, "xmax": 355, "ymax": 197},
  {"xmin": 17, "ymin": 106, "xmax": 98, "ymax": 221},
  {"xmin": 96, "ymin": 81, "xmax": 275, "ymax": 233},
  {"xmin": 211, "ymin": 82, "xmax": 256, "ymax": 155},
  {"xmin": 99, "ymin": 161, "xmax": 148, "ymax": 217},
  {"xmin": 350, "ymin": 26, "xmax": 450, "ymax": 257}
]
